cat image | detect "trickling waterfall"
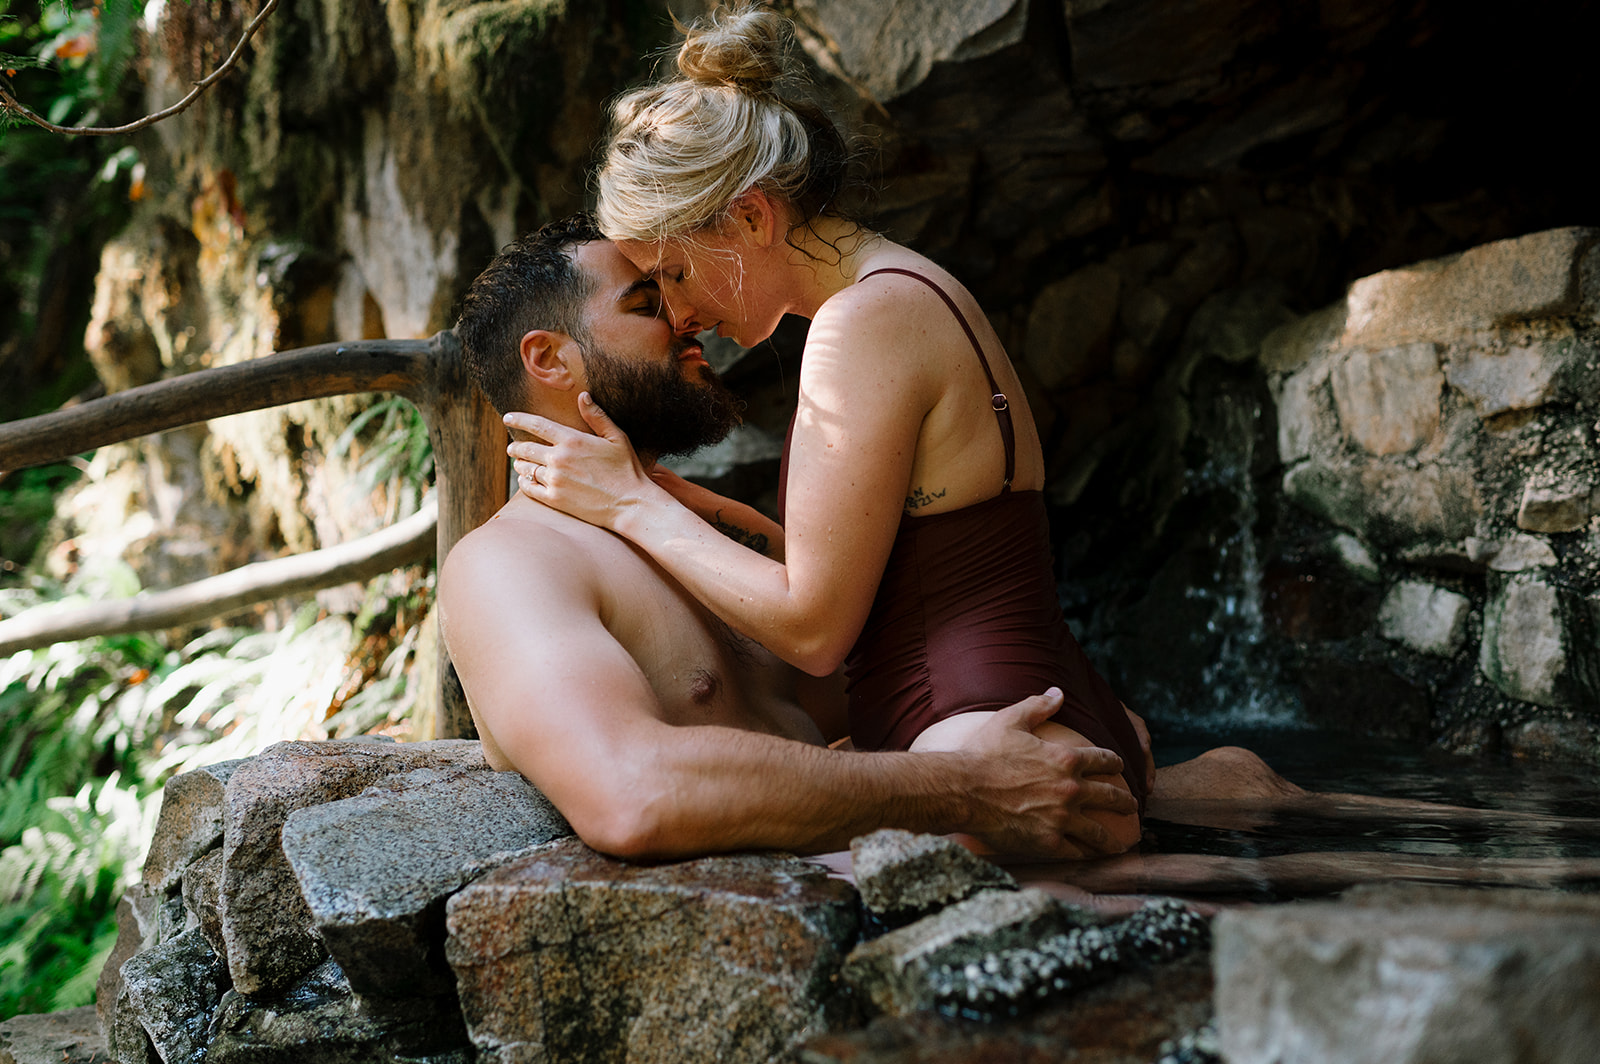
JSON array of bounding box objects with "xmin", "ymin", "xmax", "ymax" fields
[
  {"xmin": 1067, "ymin": 363, "xmax": 1304, "ymax": 732},
  {"xmin": 1183, "ymin": 383, "xmax": 1302, "ymax": 729}
]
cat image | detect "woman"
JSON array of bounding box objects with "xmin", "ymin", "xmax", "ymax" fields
[{"xmin": 506, "ymin": 4, "xmax": 1149, "ymax": 852}]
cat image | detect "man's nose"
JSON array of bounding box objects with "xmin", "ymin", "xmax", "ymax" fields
[{"xmin": 662, "ymin": 290, "xmax": 704, "ymax": 334}]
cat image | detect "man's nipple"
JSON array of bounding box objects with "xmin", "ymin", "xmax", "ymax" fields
[{"xmin": 688, "ymin": 668, "xmax": 722, "ymax": 705}]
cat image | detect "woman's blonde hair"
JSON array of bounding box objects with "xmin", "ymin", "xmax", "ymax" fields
[{"xmin": 595, "ymin": 4, "xmax": 853, "ymax": 245}]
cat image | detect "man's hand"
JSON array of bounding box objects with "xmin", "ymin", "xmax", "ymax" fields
[{"xmin": 960, "ymin": 689, "xmax": 1138, "ymax": 859}]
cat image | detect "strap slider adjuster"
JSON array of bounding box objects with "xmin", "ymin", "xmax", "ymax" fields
[{"xmin": 991, "ymin": 393, "xmax": 1009, "ymax": 412}]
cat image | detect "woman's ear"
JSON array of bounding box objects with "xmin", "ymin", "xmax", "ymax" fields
[
  {"xmin": 727, "ymin": 189, "xmax": 780, "ymax": 248},
  {"xmin": 520, "ymin": 329, "xmax": 580, "ymax": 391}
]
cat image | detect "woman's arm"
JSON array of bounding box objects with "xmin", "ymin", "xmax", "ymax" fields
[
  {"xmin": 648, "ymin": 467, "xmax": 785, "ymax": 561},
  {"xmin": 508, "ymin": 284, "xmax": 945, "ymax": 674}
]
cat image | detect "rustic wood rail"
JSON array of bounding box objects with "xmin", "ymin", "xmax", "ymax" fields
[{"xmin": 0, "ymin": 331, "xmax": 506, "ymax": 739}]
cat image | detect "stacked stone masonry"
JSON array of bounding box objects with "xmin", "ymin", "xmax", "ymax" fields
[{"xmin": 1263, "ymin": 227, "xmax": 1600, "ymax": 750}]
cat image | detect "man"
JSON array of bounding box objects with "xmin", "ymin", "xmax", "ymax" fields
[{"xmin": 440, "ymin": 215, "xmax": 1138, "ymax": 861}]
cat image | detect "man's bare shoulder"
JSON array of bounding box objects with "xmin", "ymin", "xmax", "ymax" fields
[{"xmin": 447, "ymin": 497, "xmax": 600, "ymax": 577}]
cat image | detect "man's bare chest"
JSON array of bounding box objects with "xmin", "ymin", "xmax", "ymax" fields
[{"xmin": 594, "ymin": 541, "xmax": 811, "ymax": 738}]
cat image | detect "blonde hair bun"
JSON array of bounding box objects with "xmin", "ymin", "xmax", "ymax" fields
[
  {"xmin": 676, "ymin": 5, "xmax": 791, "ymax": 94},
  {"xmin": 597, "ymin": 3, "xmax": 857, "ymax": 244}
]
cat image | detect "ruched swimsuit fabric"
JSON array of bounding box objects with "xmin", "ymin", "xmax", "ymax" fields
[{"xmin": 779, "ymin": 268, "xmax": 1147, "ymax": 803}]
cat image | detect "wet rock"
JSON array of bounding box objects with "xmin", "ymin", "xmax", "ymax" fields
[
  {"xmin": 841, "ymin": 888, "xmax": 1080, "ymax": 1017},
  {"xmin": 206, "ymin": 957, "xmax": 471, "ymax": 1064},
  {"xmin": 1518, "ymin": 477, "xmax": 1598, "ymax": 533},
  {"xmin": 1214, "ymin": 887, "xmax": 1600, "ymax": 1064},
  {"xmin": 1468, "ymin": 533, "xmax": 1559, "ymax": 572},
  {"xmin": 1330, "ymin": 343, "xmax": 1442, "ymax": 455},
  {"xmin": 125, "ymin": 879, "xmax": 188, "ymax": 947},
  {"xmin": 1274, "ymin": 362, "xmax": 1333, "ymax": 463},
  {"xmin": 1504, "ymin": 717, "xmax": 1600, "ymax": 763},
  {"xmin": 1178, "ymin": 284, "xmax": 1298, "ymax": 370},
  {"xmin": 1121, "ymin": 284, "xmax": 1178, "ymax": 352},
  {"xmin": 926, "ymin": 899, "xmax": 1209, "ymax": 1021},
  {"xmin": 118, "ymin": 928, "xmax": 229, "ymax": 1064},
  {"xmin": 96, "ymin": 876, "xmax": 193, "ymax": 1053},
  {"xmin": 1155, "ymin": 1021, "xmax": 1223, "ymax": 1064},
  {"xmin": 445, "ymin": 838, "xmax": 858, "ymax": 1064},
  {"xmin": 1330, "ymin": 533, "xmax": 1383, "ymax": 582},
  {"xmin": 1479, "ymin": 573, "xmax": 1600, "ymax": 708},
  {"xmin": 1282, "ymin": 458, "xmax": 1480, "ymax": 548},
  {"xmin": 797, "ymin": 0, "xmax": 1028, "ymax": 102},
  {"xmin": 219, "ymin": 739, "xmax": 485, "ymax": 996},
  {"xmin": 181, "ymin": 849, "xmax": 225, "ymax": 955},
  {"xmin": 801, "ymin": 951, "xmax": 1214, "ymax": 1064},
  {"xmin": 1260, "ymin": 303, "xmax": 1347, "ymax": 375},
  {"xmin": 1024, "ymin": 264, "xmax": 1120, "ymax": 389},
  {"xmin": 1377, "ymin": 580, "xmax": 1470, "ymax": 657},
  {"xmin": 141, "ymin": 759, "xmax": 248, "ymax": 892},
  {"xmin": 281, "ymin": 767, "xmax": 571, "ymax": 998},
  {"xmin": 102, "ymin": 989, "xmax": 156, "ymax": 1064},
  {"xmin": 94, "ymin": 893, "xmax": 150, "ymax": 1046},
  {"xmin": 849, "ymin": 830, "xmax": 1016, "ymax": 923},
  {"xmin": 1445, "ymin": 336, "xmax": 1579, "ymax": 418},
  {"xmin": 1338, "ymin": 228, "xmax": 1596, "ymax": 350},
  {"xmin": 0, "ymin": 1007, "xmax": 107, "ymax": 1064}
]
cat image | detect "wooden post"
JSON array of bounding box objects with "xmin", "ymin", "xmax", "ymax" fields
[{"xmin": 415, "ymin": 329, "xmax": 507, "ymax": 739}]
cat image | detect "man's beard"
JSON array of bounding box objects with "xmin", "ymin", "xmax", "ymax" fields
[{"xmin": 579, "ymin": 337, "xmax": 743, "ymax": 458}]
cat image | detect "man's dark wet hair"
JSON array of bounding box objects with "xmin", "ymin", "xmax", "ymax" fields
[{"xmin": 454, "ymin": 213, "xmax": 605, "ymax": 415}]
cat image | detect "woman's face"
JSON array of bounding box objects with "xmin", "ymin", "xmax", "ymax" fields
[{"xmin": 617, "ymin": 229, "xmax": 784, "ymax": 349}]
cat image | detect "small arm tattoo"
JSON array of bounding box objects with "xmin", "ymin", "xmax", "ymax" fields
[
  {"xmin": 905, "ymin": 486, "xmax": 947, "ymax": 510},
  {"xmin": 711, "ymin": 509, "xmax": 770, "ymax": 556}
]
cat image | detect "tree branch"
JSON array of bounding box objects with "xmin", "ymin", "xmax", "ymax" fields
[
  {"xmin": 0, "ymin": 499, "xmax": 437, "ymax": 657},
  {"xmin": 0, "ymin": 0, "xmax": 278, "ymax": 137}
]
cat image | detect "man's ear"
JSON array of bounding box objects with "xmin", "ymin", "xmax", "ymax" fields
[
  {"xmin": 520, "ymin": 329, "xmax": 581, "ymax": 391},
  {"xmin": 726, "ymin": 189, "xmax": 781, "ymax": 248}
]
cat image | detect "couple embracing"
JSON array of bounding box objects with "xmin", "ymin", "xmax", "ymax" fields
[{"xmin": 441, "ymin": 5, "xmax": 1289, "ymax": 875}]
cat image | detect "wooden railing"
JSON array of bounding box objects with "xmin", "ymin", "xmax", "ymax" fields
[{"xmin": 0, "ymin": 331, "xmax": 506, "ymax": 739}]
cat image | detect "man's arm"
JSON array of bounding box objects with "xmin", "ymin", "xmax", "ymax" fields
[{"xmin": 441, "ymin": 521, "xmax": 1134, "ymax": 860}]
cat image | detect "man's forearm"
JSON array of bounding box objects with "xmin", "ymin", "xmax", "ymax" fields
[
  {"xmin": 553, "ymin": 692, "xmax": 1128, "ymax": 862},
  {"xmin": 591, "ymin": 723, "xmax": 979, "ymax": 859}
]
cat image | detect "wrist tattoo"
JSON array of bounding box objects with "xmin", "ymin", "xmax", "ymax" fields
[
  {"xmin": 711, "ymin": 509, "xmax": 770, "ymax": 555},
  {"xmin": 905, "ymin": 486, "xmax": 948, "ymax": 510}
]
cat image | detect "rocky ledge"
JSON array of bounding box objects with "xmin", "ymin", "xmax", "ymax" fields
[{"xmin": 5, "ymin": 740, "xmax": 1600, "ymax": 1064}]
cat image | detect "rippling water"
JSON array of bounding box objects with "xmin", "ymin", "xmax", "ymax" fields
[{"xmin": 1150, "ymin": 726, "xmax": 1600, "ymax": 868}]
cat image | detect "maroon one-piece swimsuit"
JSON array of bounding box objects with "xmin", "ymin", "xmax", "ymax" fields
[{"xmin": 780, "ymin": 267, "xmax": 1147, "ymax": 803}]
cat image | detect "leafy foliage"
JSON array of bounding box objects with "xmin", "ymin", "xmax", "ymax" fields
[
  {"xmin": 0, "ymin": 774, "xmax": 154, "ymax": 1016},
  {"xmin": 333, "ymin": 397, "xmax": 436, "ymax": 523},
  {"xmin": 0, "ymin": 624, "xmax": 164, "ymax": 1018},
  {"xmin": 0, "ymin": 563, "xmax": 432, "ymax": 1019},
  {"xmin": 0, "ymin": 0, "xmax": 143, "ymax": 421},
  {"xmin": 0, "ymin": 462, "xmax": 83, "ymax": 585}
]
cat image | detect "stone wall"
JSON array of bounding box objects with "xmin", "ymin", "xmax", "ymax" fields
[{"xmin": 1257, "ymin": 228, "xmax": 1600, "ymax": 756}]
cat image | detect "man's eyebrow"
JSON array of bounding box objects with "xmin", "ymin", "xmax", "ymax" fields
[{"xmin": 618, "ymin": 277, "xmax": 660, "ymax": 301}]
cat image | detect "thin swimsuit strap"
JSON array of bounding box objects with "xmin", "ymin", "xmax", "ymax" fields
[{"xmin": 858, "ymin": 267, "xmax": 1015, "ymax": 492}]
